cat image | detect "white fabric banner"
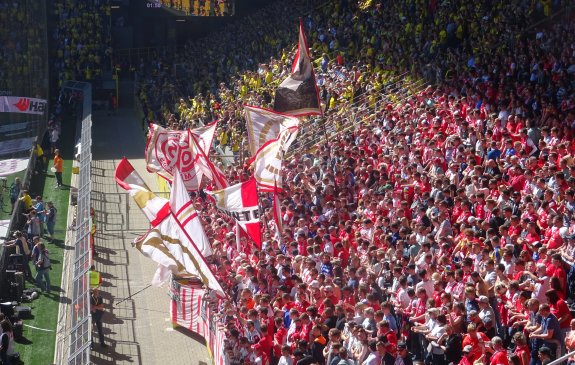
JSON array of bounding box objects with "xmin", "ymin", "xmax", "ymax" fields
[
  {"xmin": 250, "ymin": 127, "xmax": 298, "ymax": 192},
  {"xmin": 0, "ymin": 137, "xmax": 35, "ymax": 156},
  {"xmin": 244, "ymin": 105, "xmax": 299, "ymax": 157},
  {"xmin": 0, "ymin": 158, "xmax": 29, "ymax": 176},
  {"xmin": 145, "ymin": 124, "xmax": 204, "ymax": 190},
  {"xmin": 0, "ymin": 96, "xmax": 47, "ymax": 115},
  {"xmin": 145, "ymin": 123, "xmax": 226, "ymax": 191},
  {"xmin": 170, "ymin": 169, "xmax": 212, "ymax": 257},
  {"xmin": 205, "ymin": 178, "xmax": 262, "ymax": 248},
  {"xmin": 134, "ymin": 210, "xmax": 225, "ymax": 296}
]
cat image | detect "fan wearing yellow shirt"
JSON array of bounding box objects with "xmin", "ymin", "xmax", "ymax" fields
[
  {"xmin": 33, "ymin": 142, "xmax": 45, "ymax": 174},
  {"xmin": 19, "ymin": 190, "xmax": 33, "ymax": 212}
]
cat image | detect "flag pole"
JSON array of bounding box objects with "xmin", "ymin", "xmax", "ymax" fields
[
  {"xmin": 255, "ymin": 179, "xmax": 267, "ymax": 253},
  {"xmin": 235, "ymin": 221, "xmax": 242, "ymax": 253}
]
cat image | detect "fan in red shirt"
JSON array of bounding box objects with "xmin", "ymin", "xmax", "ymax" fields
[
  {"xmin": 545, "ymin": 289, "xmax": 573, "ymax": 330},
  {"xmin": 377, "ymin": 320, "xmax": 398, "ymax": 355},
  {"xmin": 489, "ymin": 336, "xmax": 509, "ymax": 365}
]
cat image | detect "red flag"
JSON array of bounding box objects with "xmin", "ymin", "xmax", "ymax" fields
[{"xmin": 205, "ymin": 178, "xmax": 262, "ymax": 248}]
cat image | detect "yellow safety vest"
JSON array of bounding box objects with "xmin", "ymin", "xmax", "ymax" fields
[{"xmin": 89, "ymin": 270, "xmax": 101, "ymax": 288}]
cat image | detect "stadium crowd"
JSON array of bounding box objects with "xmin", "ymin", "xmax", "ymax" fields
[
  {"xmin": 52, "ymin": 0, "xmax": 112, "ymax": 87},
  {"xmin": 0, "ymin": 0, "xmax": 47, "ymax": 97},
  {"xmin": 135, "ymin": 0, "xmax": 575, "ymax": 365}
]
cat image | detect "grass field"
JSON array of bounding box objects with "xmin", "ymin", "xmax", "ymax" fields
[{"xmin": 15, "ymin": 123, "xmax": 74, "ymax": 365}]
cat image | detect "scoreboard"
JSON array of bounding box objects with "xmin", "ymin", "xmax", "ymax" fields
[{"xmin": 146, "ymin": 0, "xmax": 235, "ymax": 16}]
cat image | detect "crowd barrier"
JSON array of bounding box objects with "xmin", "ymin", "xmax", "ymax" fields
[{"xmin": 57, "ymin": 81, "xmax": 93, "ymax": 365}]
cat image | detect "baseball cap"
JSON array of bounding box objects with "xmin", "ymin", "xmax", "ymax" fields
[{"xmin": 397, "ymin": 342, "xmax": 407, "ymax": 350}]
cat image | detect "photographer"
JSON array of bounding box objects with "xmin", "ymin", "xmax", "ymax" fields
[
  {"xmin": 3, "ymin": 231, "xmax": 32, "ymax": 280},
  {"xmin": 31, "ymin": 241, "xmax": 51, "ymax": 293}
]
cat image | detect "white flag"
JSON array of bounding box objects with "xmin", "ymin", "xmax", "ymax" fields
[
  {"xmin": 189, "ymin": 121, "xmax": 217, "ymax": 155},
  {"xmin": 145, "ymin": 124, "xmax": 204, "ymax": 190},
  {"xmin": 244, "ymin": 105, "xmax": 299, "ymax": 157},
  {"xmin": 171, "ymin": 169, "xmax": 212, "ymax": 257},
  {"xmin": 205, "ymin": 178, "xmax": 262, "ymax": 248},
  {"xmin": 250, "ymin": 127, "xmax": 298, "ymax": 192},
  {"xmin": 134, "ymin": 217, "xmax": 225, "ymax": 297}
]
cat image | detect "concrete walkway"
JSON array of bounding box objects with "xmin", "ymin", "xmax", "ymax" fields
[{"xmin": 89, "ymin": 108, "xmax": 211, "ymax": 365}]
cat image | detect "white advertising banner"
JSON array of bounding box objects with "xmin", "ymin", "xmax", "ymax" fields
[
  {"xmin": 0, "ymin": 96, "xmax": 47, "ymax": 115},
  {"xmin": 0, "ymin": 158, "xmax": 29, "ymax": 176}
]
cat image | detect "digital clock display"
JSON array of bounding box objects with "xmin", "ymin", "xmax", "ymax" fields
[{"xmin": 146, "ymin": 0, "xmax": 162, "ymax": 8}]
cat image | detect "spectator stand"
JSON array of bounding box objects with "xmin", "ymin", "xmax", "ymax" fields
[
  {"xmin": 129, "ymin": 2, "xmax": 575, "ymax": 365},
  {"xmin": 0, "ymin": 0, "xmax": 50, "ymax": 302}
]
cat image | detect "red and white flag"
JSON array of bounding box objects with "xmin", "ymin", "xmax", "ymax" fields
[
  {"xmin": 145, "ymin": 124, "xmax": 204, "ymax": 190},
  {"xmin": 114, "ymin": 158, "xmax": 170, "ymax": 226},
  {"xmin": 169, "ymin": 280, "xmax": 227, "ymax": 365},
  {"xmin": 133, "ymin": 213, "xmax": 225, "ymax": 297},
  {"xmin": 244, "ymin": 105, "xmax": 300, "ymax": 157},
  {"xmin": 250, "ymin": 127, "xmax": 298, "ymax": 192},
  {"xmin": 189, "ymin": 121, "xmax": 217, "ymax": 155},
  {"xmin": 116, "ymin": 159, "xmax": 225, "ymax": 295},
  {"xmin": 171, "ymin": 169, "xmax": 212, "ymax": 257},
  {"xmin": 205, "ymin": 178, "xmax": 262, "ymax": 249},
  {"xmin": 189, "ymin": 132, "xmax": 229, "ymax": 190},
  {"xmin": 169, "ymin": 280, "xmax": 205, "ymax": 333},
  {"xmin": 273, "ymin": 22, "xmax": 322, "ymax": 116}
]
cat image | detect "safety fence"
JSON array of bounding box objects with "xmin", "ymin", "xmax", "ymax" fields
[{"xmin": 56, "ymin": 81, "xmax": 93, "ymax": 365}]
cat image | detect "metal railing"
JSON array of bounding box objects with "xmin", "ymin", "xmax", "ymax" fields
[
  {"xmin": 290, "ymin": 76, "xmax": 428, "ymax": 156},
  {"xmin": 58, "ymin": 81, "xmax": 93, "ymax": 365}
]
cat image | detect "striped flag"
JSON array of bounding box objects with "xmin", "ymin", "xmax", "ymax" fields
[
  {"xmin": 133, "ymin": 213, "xmax": 225, "ymax": 296},
  {"xmin": 169, "ymin": 279, "xmax": 204, "ymax": 332},
  {"xmin": 244, "ymin": 105, "xmax": 300, "ymax": 157},
  {"xmin": 170, "ymin": 169, "xmax": 212, "ymax": 257},
  {"xmin": 169, "ymin": 280, "xmax": 227, "ymax": 365},
  {"xmin": 189, "ymin": 121, "xmax": 217, "ymax": 154},
  {"xmin": 116, "ymin": 159, "xmax": 225, "ymax": 296},
  {"xmin": 272, "ymin": 21, "xmax": 322, "ymax": 117},
  {"xmin": 189, "ymin": 132, "xmax": 229, "ymax": 190},
  {"xmin": 206, "ymin": 178, "xmax": 262, "ymax": 249},
  {"xmin": 114, "ymin": 158, "xmax": 170, "ymax": 226}
]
